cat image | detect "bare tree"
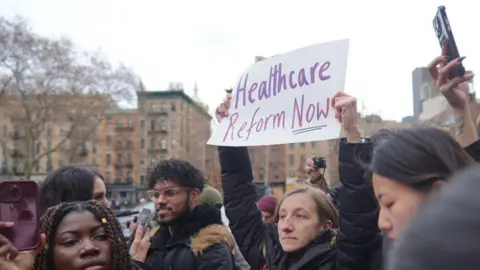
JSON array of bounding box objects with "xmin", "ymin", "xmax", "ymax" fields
[{"xmin": 0, "ymin": 16, "xmax": 137, "ymax": 179}]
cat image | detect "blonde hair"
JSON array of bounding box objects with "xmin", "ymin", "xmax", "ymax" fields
[{"xmin": 275, "ymin": 185, "xmax": 338, "ymax": 228}]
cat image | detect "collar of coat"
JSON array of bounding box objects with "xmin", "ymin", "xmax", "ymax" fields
[{"xmin": 150, "ymin": 203, "xmax": 234, "ymax": 255}]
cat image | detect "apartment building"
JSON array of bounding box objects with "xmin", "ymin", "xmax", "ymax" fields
[
  {"xmin": 136, "ymin": 89, "xmax": 216, "ymax": 188},
  {"xmin": 0, "ymin": 94, "xmax": 105, "ymax": 179}
]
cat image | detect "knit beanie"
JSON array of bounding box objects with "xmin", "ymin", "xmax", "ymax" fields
[
  {"xmin": 200, "ymin": 185, "xmax": 223, "ymax": 206},
  {"xmin": 257, "ymin": 195, "xmax": 277, "ymax": 215}
]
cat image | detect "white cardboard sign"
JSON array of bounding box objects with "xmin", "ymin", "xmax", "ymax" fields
[{"xmin": 208, "ymin": 39, "xmax": 350, "ymax": 146}]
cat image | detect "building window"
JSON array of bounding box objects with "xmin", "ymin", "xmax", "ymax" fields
[
  {"xmin": 311, "ymin": 141, "xmax": 317, "ymax": 148},
  {"xmin": 300, "ymin": 154, "xmax": 306, "ymax": 165},
  {"xmin": 116, "ymin": 119, "xmax": 122, "ymax": 127},
  {"xmin": 273, "ymin": 165, "xmax": 279, "ymax": 180},
  {"xmin": 259, "ymin": 168, "xmax": 265, "ymax": 180},
  {"xmin": 171, "ymin": 119, "xmax": 176, "ymax": 130},
  {"xmin": 300, "ymin": 142, "xmax": 305, "ymax": 148},
  {"xmin": 150, "ymin": 137, "xmax": 155, "ymax": 148},
  {"xmin": 116, "ymin": 153, "xmax": 122, "ymax": 163},
  {"xmin": 150, "ymin": 120, "xmax": 155, "ymax": 131},
  {"xmin": 140, "ymin": 175, "xmax": 145, "ymax": 186},
  {"xmin": 106, "ymin": 136, "xmax": 111, "ymax": 146},
  {"xmin": 171, "ymin": 138, "xmax": 176, "ymax": 152},
  {"xmin": 171, "ymin": 102, "xmax": 176, "ymax": 112},
  {"xmin": 161, "ymin": 103, "xmax": 167, "ymax": 112},
  {"xmin": 106, "ymin": 154, "xmax": 111, "ymax": 166},
  {"xmin": 126, "ymin": 153, "xmax": 132, "ymax": 162},
  {"xmin": 127, "ymin": 119, "xmax": 132, "ymax": 127},
  {"xmin": 151, "ymin": 103, "xmax": 157, "ymax": 112},
  {"xmin": 140, "ymin": 120, "xmax": 145, "ymax": 129},
  {"xmin": 289, "ymin": 143, "xmax": 294, "ymax": 150},
  {"xmin": 289, "ymin": 154, "xmax": 294, "ymax": 166},
  {"xmin": 141, "ymin": 138, "xmax": 145, "ymax": 149},
  {"xmin": 161, "ymin": 138, "xmax": 167, "ymax": 150},
  {"xmin": 160, "ymin": 119, "xmax": 166, "ymax": 131},
  {"xmin": 126, "ymin": 140, "xmax": 133, "ymax": 149}
]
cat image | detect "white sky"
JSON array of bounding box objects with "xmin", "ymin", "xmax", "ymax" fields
[{"xmin": 1, "ymin": 0, "xmax": 479, "ymax": 121}]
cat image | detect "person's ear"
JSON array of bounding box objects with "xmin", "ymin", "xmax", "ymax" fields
[{"xmin": 190, "ymin": 189, "xmax": 201, "ymax": 204}]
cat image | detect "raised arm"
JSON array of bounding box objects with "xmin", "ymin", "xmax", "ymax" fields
[
  {"xmin": 215, "ymin": 96, "xmax": 266, "ymax": 270},
  {"xmin": 332, "ymin": 92, "xmax": 382, "ymax": 270}
]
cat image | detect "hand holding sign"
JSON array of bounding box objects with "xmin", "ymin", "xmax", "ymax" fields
[
  {"xmin": 215, "ymin": 95, "xmax": 232, "ymax": 123},
  {"xmin": 332, "ymin": 91, "xmax": 361, "ymax": 142},
  {"xmin": 208, "ymin": 39, "xmax": 350, "ymax": 146}
]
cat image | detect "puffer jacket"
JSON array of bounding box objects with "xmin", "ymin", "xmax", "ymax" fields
[
  {"xmin": 141, "ymin": 204, "xmax": 237, "ymax": 270},
  {"xmin": 219, "ymin": 144, "xmax": 381, "ymax": 270}
]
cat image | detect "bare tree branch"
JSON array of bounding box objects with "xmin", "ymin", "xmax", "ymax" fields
[{"xmin": 0, "ymin": 16, "xmax": 137, "ymax": 179}]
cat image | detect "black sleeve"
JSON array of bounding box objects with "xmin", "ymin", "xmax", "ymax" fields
[
  {"xmin": 335, "ymin": 139, "xmax": 382, "ymax": 270},
  {"xmin": 197, "ymin": 243, "xmax": 235, "ymax": 270},
  {"xmin": 219, "ymin": 146, "xmax": 266, "ymax": 270},
  {"xmin": 464, "ymin": 140, "xmax": 480, "ymax": 162}
]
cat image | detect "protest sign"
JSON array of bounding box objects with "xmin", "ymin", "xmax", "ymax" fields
[{"xmin": 208, "ymin": 39, "xmax": 350, "ymax": 146}]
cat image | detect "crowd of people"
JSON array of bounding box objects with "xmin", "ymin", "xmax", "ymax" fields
[{"xmin": 1, "ymin": 46, "xmax": 480, "ymax": 270}]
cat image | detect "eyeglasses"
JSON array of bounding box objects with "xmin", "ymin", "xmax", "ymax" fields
[{"xmin": 147, "ymin": 187, "xmax": 184, "ymax": 201}]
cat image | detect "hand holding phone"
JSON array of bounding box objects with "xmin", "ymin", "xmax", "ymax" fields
[
  {"xmin": 0, "ymin": 180, "xmax": 40, "ymax": 251},
  {"xmin": 127, "ymin": 208, "xmax": 153, "ymax": 249},
  {"xmin": 433, "ymin": 6, "xmax": 465, "ymax": 79}
]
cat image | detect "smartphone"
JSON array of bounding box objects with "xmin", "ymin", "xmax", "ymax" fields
[
  {"xmin": 0, "ymin": 180, "xmax": 40, "ymax": 251},
  {"xmin": 433, "ymin": 6, "xmax": 465, "ymax": 79},
  {"xmin": 127, "ymin": 208, "xmax": 153, "ymax": 248}
]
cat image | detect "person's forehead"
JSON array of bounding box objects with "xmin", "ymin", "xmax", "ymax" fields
[{"xmin": 154, "ymin": 180, "xmax": 180, "ymax": 189}]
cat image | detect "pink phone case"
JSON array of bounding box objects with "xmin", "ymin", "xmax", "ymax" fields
[{"xmin": 0, "ymin": 180, "xmax": 41, "ymax": 251}]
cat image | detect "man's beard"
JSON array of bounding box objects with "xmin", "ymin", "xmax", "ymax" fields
[{"xmin": 157, "ymin": 207, "xmax": 188, "ymax": 226}]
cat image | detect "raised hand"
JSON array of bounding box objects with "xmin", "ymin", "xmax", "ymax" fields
[
  {"xmin": 331, "ymin": 91, "xmax": 358, "ymax": 132},
  {"xmin": 215, "ymin": 95, "xmax": 232, "ymax": 123},
  {"xmin": 331, "ymin": 91, "xmax": 360, "ymax": 142},
  {"xmin": 428, "ymin": 43, "xmax": 474, "ymax": 110}
]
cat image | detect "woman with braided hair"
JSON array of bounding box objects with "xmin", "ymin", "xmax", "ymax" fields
[{"xmin": 33, "ymin": 201, "xmax": 151, "ymax": 270}]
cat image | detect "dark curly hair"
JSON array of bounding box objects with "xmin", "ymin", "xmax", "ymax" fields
[
  {"xmin": 148, "ymin": 158, "xmax": 205, "ymax": 191},
  {"xmin": 34, "ymin": 201, "xmax": 136, "ymax": 270},
  {"xmin": 39, "ymin": 166, "xmax": 98, "ymax": 214}
]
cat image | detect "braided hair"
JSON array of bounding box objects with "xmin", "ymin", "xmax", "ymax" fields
[{"xmin": 34, "ymin": 200, "xmax": 137, "ymax": 270}]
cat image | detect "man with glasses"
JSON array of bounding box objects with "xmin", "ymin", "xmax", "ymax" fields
[{"xmin": 140, "ymin": 159, "xmax": 237, "ymax": 270}]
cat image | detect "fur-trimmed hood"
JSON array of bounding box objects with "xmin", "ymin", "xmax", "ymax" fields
[
  {"xmin": 149, "ymin": 204, "xmax": 233, "ymax": 253},
  {"xmin": 191, "ymin": 223, "xmax": 235, "ymax": 256}
]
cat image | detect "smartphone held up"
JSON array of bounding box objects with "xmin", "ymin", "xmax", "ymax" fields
[
  {"xmin": 127, "ymin": 208, "xmax": 154, "ymax": 249},
  {"xmin": 433, "ymin": 5, "xmax": 466, "ymax": 79},
  {"xmin": 0, "ymin": 180, "xmax": 41, "ymax": 251}
]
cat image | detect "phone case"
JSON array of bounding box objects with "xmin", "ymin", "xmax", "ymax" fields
[
  {"xmin": 0, "ymin": 180, "xmax": 41, "ymax": 251},
  {"xmin": 433, "ymin": 6, "xmax": 465, "ymax": 79},
  {"xmin": 127, "ymin": 208, "xmax": 153, "ymax": 248}
]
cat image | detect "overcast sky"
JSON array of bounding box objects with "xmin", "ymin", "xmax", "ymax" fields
[{"xmin": 2, "ymin": 0, "xmax": 479, "ymax": 120}]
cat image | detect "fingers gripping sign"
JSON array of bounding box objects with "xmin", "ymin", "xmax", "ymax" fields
[{"xmin": 215, "ymin": 95, "xmax": 232, "ymax": 123}]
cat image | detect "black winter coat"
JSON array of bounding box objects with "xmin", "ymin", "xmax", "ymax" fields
[
  {"xmin": 219, "ymin": 142, "xmax": 381, "ymax": 270},
  {"xmin": 141, "ymin": 204, "xmax": 237, "ymax": 270},
  {"xmin": 348, "ymin": 139, "xmax": 480, "ymax": 270}
]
